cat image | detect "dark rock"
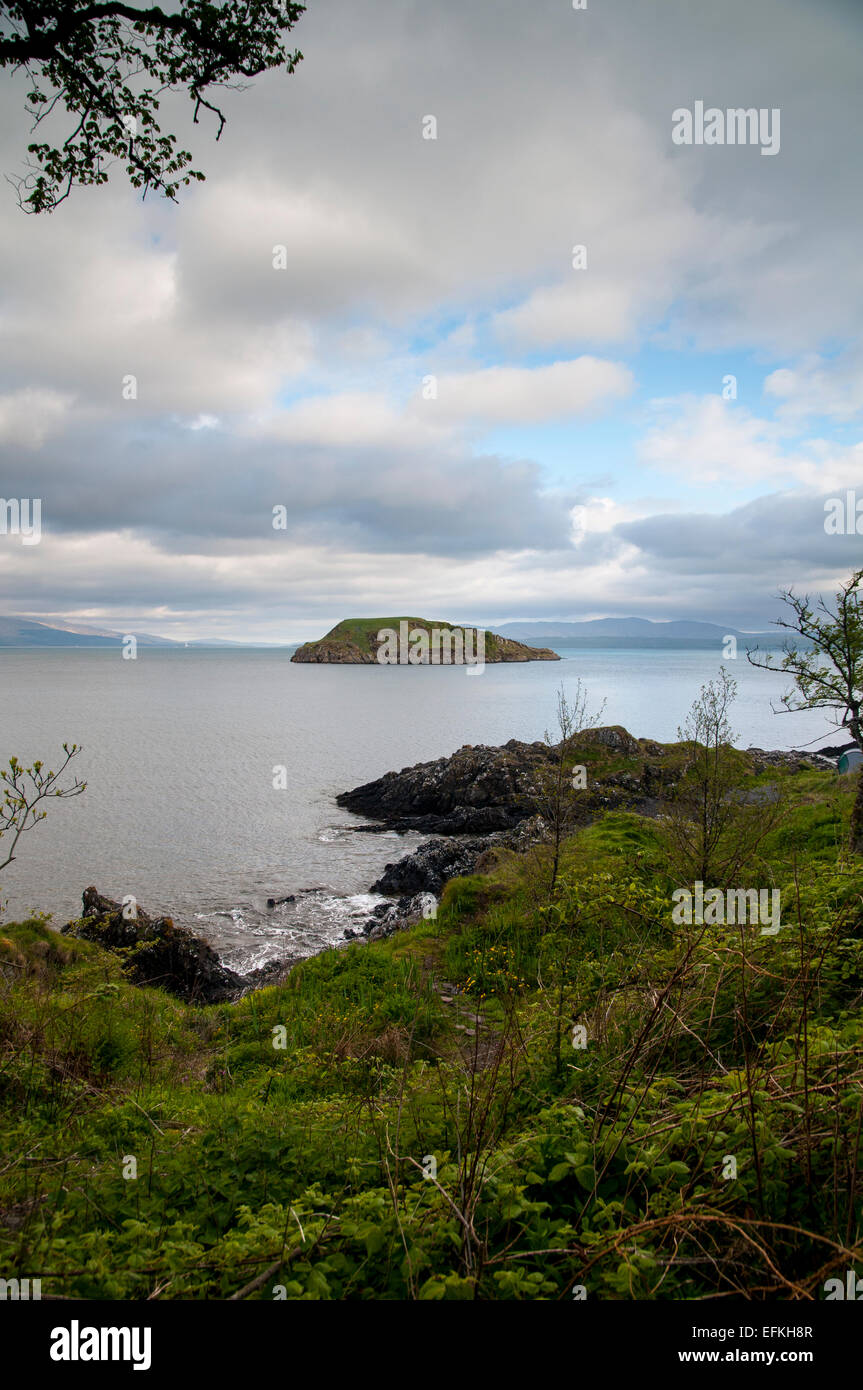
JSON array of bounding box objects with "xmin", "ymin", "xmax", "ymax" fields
[
  {"xmin": 337, "ymin": 727, "xmax": 669, "ymax": 839},
  {"xmin": 363, "ymin": 891, "xmax": 438, "ymax": 942},
  {"xmin": 371, "ymin": 835, "xmax": 513, "ymax": 896},
  {"xmin": 63, "ymin": 887, "xmax": 245, "ymax": 1004},
  {"xmin": 336, "ymin": 728, "xmax": 835, "ymax": 957},
  {"xmin": 266, "ymin": 894, "xmax": 296, "ymax": 908},
  {"xmin": 348, "ymin": 824, "xmax": 402, "ymax": 834},
  {"xmin": 337, "ymin": 740, "xmax": 557, "ymax": 834},
  {"xmin": 240, "ymin": 958, "xmax": 295, "ymax": 990},
  {"xmin": 641, "ymin": 763, "xmax": 666, "ymax": 792},
  {"xmin": 582, "ymin": 725, "xmax": 641, "ymax": 755},
  {"xmin": 728, "ymin": 782, "xmax": 781, "ymax": 805},
  {"xmin": 809, "ymin": 742, "xmax": 856, "ymax": 760},
  {"xmin": 745, "ymin": 748, "xmax": 827, "ymax": 773},
  {"xmin": 605, "ymin": 770, "xmax": 640, "ymax": 788}
]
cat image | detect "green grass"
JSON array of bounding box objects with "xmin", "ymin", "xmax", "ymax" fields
[
  {"xmin": 1, "ymin": 763, "xmax": 861, "ymax": 1299},
  {"xmin": 299, "ymin": 616, "xmax": 527, "ymax": 660}
]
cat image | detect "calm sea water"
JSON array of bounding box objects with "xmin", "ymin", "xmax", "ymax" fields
[{"xmin": 0, "ymin": 647, "xmax": 835, "ymax": 972}]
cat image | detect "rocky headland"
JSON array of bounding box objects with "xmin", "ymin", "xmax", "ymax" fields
[
  {"xmin": 336, "ymin": 728, "xmax": 832, "ymax": 943},
  {"xmin": 63, "ymin": 732, "xmax": 840, "ymax": 995}
]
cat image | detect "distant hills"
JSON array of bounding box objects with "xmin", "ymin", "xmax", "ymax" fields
[
  {"xmin": 0, "ymin": 617, "xmax": 283, "ymax": 649},
  {"xmin": 0, "ymin": 613, "xmax": 802, "ymax": 652},
  {"xmin": 491, "ymin": 618, "xmax": 796, "ymax": 650}
]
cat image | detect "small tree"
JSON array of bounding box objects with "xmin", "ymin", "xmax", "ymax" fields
[
  {"xmin": 534, "ymin": 680, "xmax": 605, "ymax": 895},
  {"xmin": 747, "ymin": 569, "xmax": 863, "ymax": 851},
  {"xmin": 660, "ymin": 668, "xmax": 781, "ymax": 887},
  {"xmin": 0, "ymin": 743, "xmax": 86, "ymax": 908}
]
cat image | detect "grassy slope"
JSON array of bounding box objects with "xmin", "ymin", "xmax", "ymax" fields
[
  {"xmin": 297, "ymin": 617, "xmax": 518, "ymax": 660},
  {"xmin": 1, "ymin": 754, "xmax": 861, "ymax": 1300}
]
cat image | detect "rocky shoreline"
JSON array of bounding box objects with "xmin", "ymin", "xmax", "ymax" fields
[
  {"xmin": 65, "ymin": 730, "xmax": 846, "ymax": 1000},
  {"xmin": 333, "ymin": 727, "xmax": 838, "ymax": 946},
  {"xmin": 63, "ymin": 887, "xmax": 295, "ymax": 1004}
]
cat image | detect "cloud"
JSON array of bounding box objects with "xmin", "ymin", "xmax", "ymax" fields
[
  {"xmin": 2, "ymin": 486, "xmax": 858, "ymax": 639},
  {"xmin": 570, "ymin": 496, "xmax": 665, "ymax": 544},
  {"xmin": 617, "ymin": 490, "xmax": 863, "ymax": 578},
  {"xmin": 491, "ymin": 196, "xmax": 704, "ymax": 351},
  {"xmin": 0, "ymin": 0, "xmax": 861, "ymax": 637},
  {"xmin": 765, "ymin": 353, "xmax": 863, "ymax": 422},
  {"xmin": 414, "ymin": 358, "xmax": 634, "ymax": 425},
  {"xmin": 248, "ymin": 358, "xmax": 632, "ymax": 452},
  {"xmin": 640, "ymin": 394, "xmax": 863, "ymax": 492},
  {"xmin": 640, "ymin": 396, "xmax": 788, "ymax": 484},
  {"xmin": 0, "ymin": 389, "xmax": 75, "ymax": 447},
  {"xmin": 1, "ymin": 415, "xmax": 579, "ymax": 558}
]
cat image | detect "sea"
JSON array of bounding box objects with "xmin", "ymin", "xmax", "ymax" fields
[{"xmin": 0, "ymin": 646, "xmax": 838, "ymax": 973}]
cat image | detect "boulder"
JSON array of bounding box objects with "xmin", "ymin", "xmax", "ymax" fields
[
  {"xmin": 371, "ymin": 834, "xmax": 514, "ymax": 896},
  {"xmin": 578, "ymin": 725, "xmax": 641, "ymax": 755},
  {"xmin": 63, "ymin": 888, "xmax": 245, "ymax": 1004},
  {"xmin": 337, "ymin": 740, "xmax": 556, "ymax": 833},
  {"xmin": 363, "ymin": 892, "xmax": 438, "ymax": 942}
]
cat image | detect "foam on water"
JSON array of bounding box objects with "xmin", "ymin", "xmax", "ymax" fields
[{"xmin": 193, "ymin": 889, "xmax": 390, "ymax": 974}]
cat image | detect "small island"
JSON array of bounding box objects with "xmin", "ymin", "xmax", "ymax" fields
[{"xmin": 291, "ymin": 616, "xmax": 560, "ymax": 664}]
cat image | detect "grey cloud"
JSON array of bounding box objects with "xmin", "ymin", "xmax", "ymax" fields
[
  {"xmin": 1, "ymin": 0, "xmax": 861, "ymax": 634},
  {"xmin": 1, "ymin": 423, "xmax": 576, "ymax": 556},
  {"xmin": 616, "ymin": 491, "xmax": 863, "ymax": 575}
]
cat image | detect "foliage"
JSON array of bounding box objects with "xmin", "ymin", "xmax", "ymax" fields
[
  {"xmin": 657, "ymin": 669, "xmax": 784, "ymax": 886},
  {"xmin": 748, "ymin": 567, "xmax": 863, "ymax": 853},
  {"xmin": 531, "ymin": 679, "xmax": 606, "ymax": 894},
  {"xmin": 0, "ymin": 1, "xmax": 305, "ymax": 211},
  {"xmin": 0, "ymin": 743, "xmax": 85, "ymax": 910},
  {"xmin": 1, "ymin": 752, "xmax": 860, "ymax": 1300},
  {"xmin": 747, "ymin": 568, "xmax": 863, "ymax": 745}
]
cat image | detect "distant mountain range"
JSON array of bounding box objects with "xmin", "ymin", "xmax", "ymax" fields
[
  {"xmin": 0, "ymin": 614, "xmax": 801, "ymax": 651},
  {"xmin": 490, "ymin": 618, "xmax": 797, "ymax": 649},
  {"xmin": 0, "ymin": 617, "xmax": 285, "ymax": 649}
]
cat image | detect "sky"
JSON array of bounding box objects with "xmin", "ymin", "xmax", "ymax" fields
[{"xmin": 1, "ymin": 0, "xmax": 862, "ymax": 642}]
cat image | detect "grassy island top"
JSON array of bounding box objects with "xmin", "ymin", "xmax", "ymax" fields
[{"xmin": 291, "ymin": 617, "xmax": 560, "ymax": 663}]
